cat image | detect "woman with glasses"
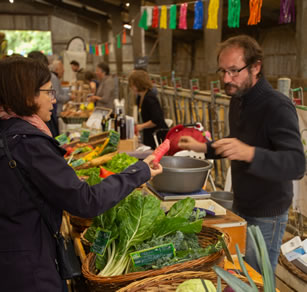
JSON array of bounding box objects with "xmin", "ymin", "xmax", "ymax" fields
[
  {"xmin": 0, "ymin": 57, "xmax": 162, "ymax": 292},
  {"xmin": 179, "ymin": 35, "xmax": 305, "ymax": 274}
]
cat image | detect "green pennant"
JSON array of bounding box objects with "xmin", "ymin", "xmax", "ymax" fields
[
  {"xmin": 117, "ymin": 34, "xmax": 121, "ymax": 49},
  {"xmin": 138, "ymin": 9, "xmax": 148, "ymax": 30},
  {"xmin": 170, "ymin": 4, "xmax": 177, "ymax": 29},
  {"xmin": 102, "ymin": 44, "xmax": 105, "ymax": 56}
]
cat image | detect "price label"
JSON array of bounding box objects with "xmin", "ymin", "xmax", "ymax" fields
[
  {"xmin": 71, "ymin": 158, "xmax": 85, "ymax": 168},
  {"xmin": 130, "ymin": 243, "xmax": 175, "ymax": 267},
  {"xmin": 90, "ymin": 229, "xmax": 111, "ymax": 256},
  {"xmin": 80, "ymin": 130, "xmax": 90, "ymax": 142},
  {"xmin": 55, "ymin": 134, "xmax": 70, "ymax": 146}
]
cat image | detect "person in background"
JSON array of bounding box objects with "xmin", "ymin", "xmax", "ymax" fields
[
  {"xmin": 88, "ymin": 62, "xmax": 115, "ymax": 111},
  {"xmin": 70, "ymin": 60, "xmax": 85, "ymax": 81},
  {"xmin": 128, "ymin": 70, "xmax": 168, "ymax": 149},
  {"xmin": 28, "ymin": 51, "xmax": 59, "ymax": 137},
  {"xmin": 49, "ymin": 59, "xmax": 70, "ymax": 117},
  {"xmin": 178, "ymin": 35, "xmax": 305, "ymax": 273},
  {"xmin": 84, "ymin": 70, "xmax": 99, "ymax": 94},
  {"xmin": 0, "ymin": 57, "xmax": 162, "ymax": 292}
]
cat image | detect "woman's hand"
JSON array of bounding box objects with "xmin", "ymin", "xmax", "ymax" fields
[
  {"xmin": 143, "ymin": 155, "xmax": 163, "ymax": 177},
  {"xmin": 178, "ymin": 136, "xmax": 207, "ymax": 153}
]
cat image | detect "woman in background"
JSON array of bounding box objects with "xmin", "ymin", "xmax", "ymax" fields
[{"xmin": 128, "ymin": 70, "xmax": 168, "ymax": 149}]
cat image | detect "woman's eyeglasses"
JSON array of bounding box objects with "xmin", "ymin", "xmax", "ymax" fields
[{"xmin": 39, "ymin": 89, "xmax": 56, "ymax": 99}]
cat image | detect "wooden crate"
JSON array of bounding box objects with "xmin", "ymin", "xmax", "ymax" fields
[
  {"xmin": 203, "ymin": 209, "xmax": 247, "ymax": 256},
  {"xmin": 118, "ymin": 136, "xmax": 138, "ymax": 152}
]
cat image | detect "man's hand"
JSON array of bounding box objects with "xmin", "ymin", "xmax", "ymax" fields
[
  {"xmin": 212, "ymin": 138, "xmax": 255, "ymax": 162},
  {"xmin": 88, "ymin": 95, "xmax": 101, "ymax": 102},
  {"xmin": 178, "ymin": 136, "xmax": 207, "ymax": 153},
  {"xmin": 143, "ymin": 155, "xmax": 163, "ymax": 177}
]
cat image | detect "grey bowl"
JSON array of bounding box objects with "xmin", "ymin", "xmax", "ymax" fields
[
  {"xmin": 150, "ymin": 156, "xmax": 212, "ymax": 193},
  {"xmin": 210, "ymin": 191, "xmax": 234, "ymax": 210}
]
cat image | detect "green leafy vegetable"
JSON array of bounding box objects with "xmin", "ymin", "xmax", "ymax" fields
[{"xmin": 104, "ymin": 153, "xmax": 138, "ymax": 173}]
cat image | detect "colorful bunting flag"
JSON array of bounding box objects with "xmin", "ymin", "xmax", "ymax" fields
[
  {"xmin": 248, "ymin": 0, "xmax": 263, "ymax": 26},
  {"xmin": 193, "ymin": 0, "xmax": 204, "ymax": 29},
  {"xmin": 228, "ymin": 0, "xmax": 241, "ymax": 28},
  {"xmin": 152, "ymin": 6, "xmax": 159, "ymax": 28},
  {"xmin": 122, "ymin": 29, "xmax": 127, "ymax": 44},
  {"xmin": 147, "ymin": 7, "xmax": 153, "ymax": 27},
  {"xmin": 179, "ymin": 3, "xmax": 188, "ymax": 30},
  {"xmin": 86, "ymin": 43, "xmax": 90, "ymax": 53},
  {"xmin": 98, "ymin": 45, "xmax": 102, "ymax": 56},
  {"xmin": 95, "ymin": 45, "xmax": 99, "ymax": 56},
  {"xmin": 170, "ymin": 4, "xmax": 177, "ymax": 29},
  {"xmin": 139, "ymin": 8, "xmax": 148, "ymax": 30},
  {"xmin": 207, "ymin": 0, "xmax": 219, "ymax": 29},
  {"xmin": 160, "ymin": 5, "xmax": 167, "ymax": 29},
  {"xmin": 279, "ymin": 0, "xmax": 295, "ymax": 24},
  {"xmin": 105, "ymin": 43, "xmax": 109, "ymax": 55},
  {"xmin": 102, "ymin": 44, "xmax": 105, "ymax": 56},
  {"xmin": 117, "ymin": 34, "xmax": 121, "ymax": 48}
]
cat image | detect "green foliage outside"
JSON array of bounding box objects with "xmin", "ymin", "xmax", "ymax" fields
[{"xmin": 2, "ymin": 30, "xmax": 52, "ymax": 56}]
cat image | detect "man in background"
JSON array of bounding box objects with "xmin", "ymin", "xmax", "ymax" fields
[
  {"xmin": 88, "ymin": 62, "xmax": 115, "ymax": 111},
  {"xmin": 70, "ymin": 60, "xmax": 85, "ymax": 81},
  {"xmin": 50, "ymin": 59, "xmax": 70, "ymax": 116}
]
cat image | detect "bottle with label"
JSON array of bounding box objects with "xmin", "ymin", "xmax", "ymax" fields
[
  {"xmin": 116, "ymin": 109, "xmax": 122, "ymax": 133},
  {"xmin": 101, "ymin": 115, "xmax": 106, "ymax": 132},
  {"xmin": 119, "ymin": 115, "xmax": 127, "ymax": 139}
]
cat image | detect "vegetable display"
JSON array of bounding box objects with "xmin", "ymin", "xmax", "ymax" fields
[{"xmin": 84, "ymin": 191, "xmax": 222, "ymax": 277}]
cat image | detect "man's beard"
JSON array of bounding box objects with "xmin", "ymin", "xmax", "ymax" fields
[{"xmin": 224, "ymin": 74, "xmax": 253, "ymax": 98}]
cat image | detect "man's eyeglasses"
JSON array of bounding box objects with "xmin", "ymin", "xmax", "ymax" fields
[
  {"xmin": 216, "ymin": 64, "xmax": 250, "ymax": 78},
  {"xmin": 39, "ymin": 89, "xmax": 56, "ymax": 99}
]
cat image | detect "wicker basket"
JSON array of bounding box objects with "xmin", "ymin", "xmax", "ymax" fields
[
  {"xmin": 69, "ymin": 214, "xmax": 93, "ymax": 233},
  {"xmin": 82, "ymin": 226, "xmax": 230, "ymax": 292},
  {"xmin": 61, "ymin": 116, "xmax": 88, "ymax": 124},
  {"xmin": 117, "ymin": 271, "xmax": 264, "ymax": 292},
  {"xmin": 279, "ymin": 253, "xmax": 307, "ymax": 282},
  {"xmin": 80, "ymin": 228, "xmax": 92, "ymax": 255}
]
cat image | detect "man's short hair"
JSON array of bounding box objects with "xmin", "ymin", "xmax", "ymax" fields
[
  {"xmin": 70, "ymin": 60, "xmax": 79, "ymax": 67},
  {"xmin": 97, "ymin": 62, "xmax": 110, "ymax": 75}
]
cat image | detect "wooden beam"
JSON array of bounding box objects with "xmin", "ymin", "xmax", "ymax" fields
[
  {"xmin": 40, "ymin": 0, "xmax": 108, "ymax": 22},
  {"xmin": 129, "ymin": 0, "xmax": 143, "ymax": 62},
  {"xmin": 73, "ymin": 0, "xmax": 126, "ymax": 15}
]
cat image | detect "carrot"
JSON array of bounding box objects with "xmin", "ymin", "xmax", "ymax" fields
[
  {"xmin": 99, "ymin": 167, "xmax": 115, "ymax": 178},
  {"xmin": 152, "ymin": 139, "xmax": 170, "ymax": 167}
]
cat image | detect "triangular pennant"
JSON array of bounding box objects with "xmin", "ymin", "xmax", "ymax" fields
[
  {"xmin": 86, "ymin": 43, "xmax": 90, "ymax": 53},
  {"xmin": 117, "ymin": 34, "xmax": 121, "ymax": 49},
  {"xmin": 170, "ymin": 4, "xmax": 177, "ymax": 29},
  {"xmin": 122, "ymin": 28, "xmax": 127, "ymax": 44},
  {"xmin": 193, "ymin": 0, "xmax": 204, "ymax": 29},
  {"xmin": 147, "ymin": 7, "xmax": 153, "ymax": 27},
  {"xmin": 105, "ymin": 43, "xmax": 109, "ymax": 55},
  {"xmin": 95, "ymin": 45, "xmax": 99, "ymax": 56},
  {"xmin": 206, "ymin": 0, "xmax": 219, "ymax": 29},
  {"xmin": 152, "ymin": 6, "xmax": 159, "ymax": 28},
  {"xmin": 102, "ymin": 44, "xmax": 105, "ymax": 56},
  {"xmin": 179, "ymin": 3, "xmax": 188, "ymax": 30},
  {"xmin": 138, "ymin": 8, "xmax": 148, "ymax": 30},
  {"xmin": 160, "ymin": 5, "xmax": 167, "ymax": 29}
]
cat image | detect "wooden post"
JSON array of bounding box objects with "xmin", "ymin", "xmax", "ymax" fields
[
  {"xmin": 157, "ymin": 0, "xmax": 173, "ymax": 75},
  {"xmin": 129, "ymin": 0, "xmax": 144, "ymax": 62},
  {"xmin": 203, "ymin": 0, "xmax": 223, "ymax": 86},
  {"xmin": 296, "ymin": 0, "xmax": 307, "ymax": 78},
  {"xmin": 109, "ymin": 10, "xmax": 123, "ymax": 75}
]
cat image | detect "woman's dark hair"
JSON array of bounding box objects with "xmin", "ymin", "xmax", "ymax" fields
[
  {"xmin": 217, "ymin": 35, "xmax": 264, "ymax": 78},
  {"xmin": 97, "ymin": 62, "xmax": 110, "ymax": 75},
  {"xmin": 128, "ymin": 70, "xmax": 152, "ymax": 92},
  {"xmin": 0, "ymin": 57, "xmax": 51, "ymax": 116},
  {"xmin": 28, "ymin": 51, "xmax": 49, "ymax": 66}
]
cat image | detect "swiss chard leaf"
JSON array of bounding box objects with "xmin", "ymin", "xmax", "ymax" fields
[{"xmin": 167, "ymin": 197, "xmax": 195, "ymax": 219}]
